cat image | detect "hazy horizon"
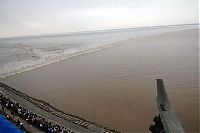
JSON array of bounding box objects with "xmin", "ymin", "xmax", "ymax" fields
[
  {"xmin": 0, "ymin": 0, "xmax": 198, "ymax": 38},
  {"xmin": 0, "ymin": 23, "xmax": 198, "ymax": 39}
]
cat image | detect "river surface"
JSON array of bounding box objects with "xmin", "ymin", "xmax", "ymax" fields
[{"xmin": 1, "ymin": 28, "xmax": 199, "ymax": 132}]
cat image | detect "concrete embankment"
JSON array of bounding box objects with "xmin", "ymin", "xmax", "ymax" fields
[{"xmin": 0, "ymin": 82, "xmax": 120, "ymax": 133}]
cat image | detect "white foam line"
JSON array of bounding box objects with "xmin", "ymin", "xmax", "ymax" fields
[
  {"xmin": 1, "ymin": 27, "xmax": 195, "ymax": 79},
  {"xmin": 0, "ymin": 37, "xmax": 143, "ymax": 79}
]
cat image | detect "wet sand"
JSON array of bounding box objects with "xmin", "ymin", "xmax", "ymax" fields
[{"xmin": 1, "ymin": 29, "xmax": 199, "ymax": 132}]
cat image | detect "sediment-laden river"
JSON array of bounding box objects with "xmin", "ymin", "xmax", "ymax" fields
[{"xmin": 1, "ymin": 28, "xmax": 199, "ymax": 132}]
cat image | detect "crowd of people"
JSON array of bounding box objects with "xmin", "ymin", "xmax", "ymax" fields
[{"xmin": 0, "ymin": 92, "xmax": 75, "ymax": 133}]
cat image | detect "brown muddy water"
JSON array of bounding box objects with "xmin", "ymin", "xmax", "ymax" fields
[{"xmin": 1, "ymin": 29, "xmax": 199, "ymax": 132}]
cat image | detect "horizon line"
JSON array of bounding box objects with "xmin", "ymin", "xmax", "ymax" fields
[{"xmin": 0, "ymin": 23, "xmax": 199, "ymax": 39}]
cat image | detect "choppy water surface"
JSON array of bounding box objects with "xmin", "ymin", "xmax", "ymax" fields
[
  {"xmin": 1, "ymin": 26, "xmax": 199, "ymax": 132},
  {"xmin": 0, "ymin": 25, "xmax": 197, "ymax": 78}
]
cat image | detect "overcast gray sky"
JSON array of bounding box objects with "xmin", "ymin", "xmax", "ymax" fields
[{"xmin": 0, "ymin": 0, "xmax": 198, "ymax": 37}]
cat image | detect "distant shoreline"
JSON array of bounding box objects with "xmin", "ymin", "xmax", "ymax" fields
[{"xmin": 0, "ymin": 23, "xmax": 198, "ymax": 39}]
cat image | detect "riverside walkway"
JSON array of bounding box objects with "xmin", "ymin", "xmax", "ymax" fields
[{"xmin": 0, "ymin": 82, "xmax": 119, "ymax": 133}]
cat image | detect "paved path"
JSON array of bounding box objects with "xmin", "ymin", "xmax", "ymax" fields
[{"xmin": 0, "ymin": 86, "xmax": 115, "ymax": 133}]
